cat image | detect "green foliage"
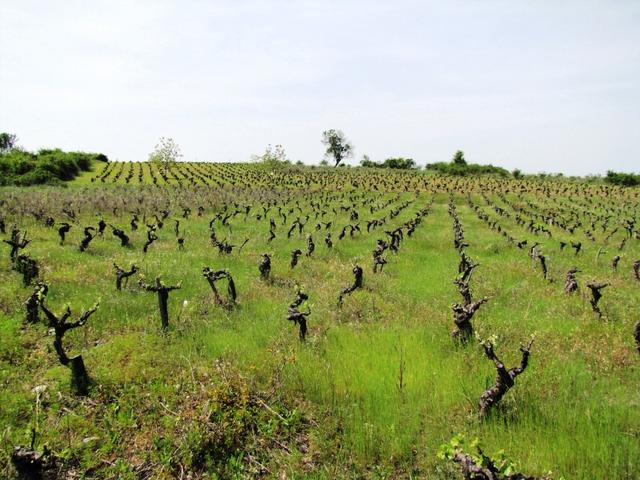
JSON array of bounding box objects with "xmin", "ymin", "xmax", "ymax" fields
[
  {"xmin": 426, "ymin": 161, "xmax": 510, "ymax": 177},
  {"xmin": 0, "ymin": 148, "xmax": 105, "ymax": 186},
  {"xmin": 360, "ymin": 157, "xmax": 416, "ymax": 169},
  {"xmin": 0, "ymin": 167, "xmax": 638, "ymax": 478},
  {"xmin": 605, "ymin": 170, "xmax": 640, "ymax": 187},
  {"xmin": 148, "ymin": 137, "xmax": 182, "ymax": 164},
  {"xmin": 182, "ymin": 372, "xmax": 303, "ymax": 474},
  {"xmin": 426, "ymin": 150, "xmax": 508, "ymax": 177},
  {"xmin": 322, "ymin": 129, "xmax": 353, "ymax": 167},
  {"xmin": 452, "ymin": 150, "xmax": 467, "ymax": 166},
  {"xmin": 0, "ymin": 132, "xmax": 18, "ymax": 153},
  {"xmin": 438, "ymin": 435, "xmax": 517, "ymax": 476},
  {"xmin": 252, "ymin": 143, "xmax": 291, "ymax": 167},
  {"xmin": 359, "ymin": 158, "xmax": 376, "ymax": 168},
  {"xmin": 438, "ymin": 435, "xmax": 561, "ymax": 479}
]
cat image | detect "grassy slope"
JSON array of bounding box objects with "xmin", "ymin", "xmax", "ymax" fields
[{"xmin": 0, "ymin": 165, "xmax": 638, "ymax": 479}]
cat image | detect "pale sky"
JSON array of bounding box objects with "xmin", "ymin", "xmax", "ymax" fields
[{"xmin": 1, "ymin": 1, "xmax": 639, "ymax": 175}]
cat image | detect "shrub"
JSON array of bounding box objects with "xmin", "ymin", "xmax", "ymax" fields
[
  {"xmin": 252, "ymin": 144, "xmax": 291, "ymax": 168},
  {"xmin": 360, "ymin": 157, "xmax": 417, "ymax": 169},
  {"xmin": 0, "ymin": 148, "xmax": 105, "ymax": 186},
  {"xmin": 426, "ymin": 161, "xmax": 509, "ymax": 177},
  {"xmin": 605, "ymin": 170, "xmax": 640, "ymax": 187}
]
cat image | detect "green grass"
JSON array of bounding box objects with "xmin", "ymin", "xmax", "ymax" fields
[{"xmin": 0, "ymin": 165, "xmax": 638, "ymax": 478}]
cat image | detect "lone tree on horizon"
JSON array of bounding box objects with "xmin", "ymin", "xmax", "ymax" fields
[
  {"xmin": 148, "ymin": 137, "xmax": 182, "ymax": 175},
  {"xmin": 322, "ymin": 129, "xmax": 353, "ymax": 167}
]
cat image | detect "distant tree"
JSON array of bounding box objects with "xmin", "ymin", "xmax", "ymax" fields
[
  {"xmin": 322, "ymin": 129, "xmax": 353, "ymax": 167},
  {"xmin": 360, "ymin": 154, "xmax": 374, "ymax": 167},
  {"xmin": 0, "ymin": 133, "xmax": 18, "ymax": 154},
  {"xmin": 383, "ymin": 157, "xmax": 416, "ymax": 169},
  {"xmin": 149, "ymin": 137, "xmax": 181, "ymax": 164},
  {"xmin": 319, "ymin": 159, "xmax": 329, "ymax": 166},
  {"xmin": 359, "ymin": 156, "xmax": 416, "ymax": 170},
  {"xmin": 512, "ymin": 168, "xmax": 523, "ymax": 179},
  {"xmin": 426, "ymin": 159, "xmax": 509, "ymax": 177},
  {"xmin": 252, "ymin": 144, "xmax": 290, "ymax": 166},
  {"xmin": 452, "ymin": 150, "xmax": 466, "ymax": 166},
  {"xmin": 605, "ymin": 170, "xmax": 640, "ymax": 187}
]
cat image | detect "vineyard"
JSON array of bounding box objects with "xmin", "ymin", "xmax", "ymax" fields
[{"xmin": 1, "ymin": 162, "xmax": 639, "ymax": 479}]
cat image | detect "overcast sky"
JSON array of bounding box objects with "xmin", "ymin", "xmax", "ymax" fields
[{"xmin": 1, "ymin": 1, "xmax": 639, "ymax": 175}]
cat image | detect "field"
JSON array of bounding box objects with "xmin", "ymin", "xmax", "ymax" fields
[{"xmin": 1, "ymin": 161, "xmax": 639, "ymax": 479}]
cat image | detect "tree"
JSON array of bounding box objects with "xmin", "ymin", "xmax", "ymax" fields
[
  {"xmin": 605, "ymin": 170, "xmax": 640, "ymax": 187},
  {"xmin": 322, "ymin": 129, "xmax": 353, "ymax": 167},
  {"xmin": 360, "ymin": 154, "xmax": 374, "ymax": 167},
  {"xmin": 0, "ymin": 132, "xmax": 18, "ymax": 154},
  {"xmin": 252, "ymin": 144, "xmax": 290, "ymax": 166},
  {"xmin": 360, "ymin": 156, "xmax": 416, "ymax": 169},
  {"xmin": 452, "ymin": 150, "xmax": 466, "ymax": 166},
  {"xmin": 383, "ymin": 157, "xmax": 415, "ymax": 169},
  {"xmin": 148, "ymin": 137, "xmax": 182, "ymax": 167}
]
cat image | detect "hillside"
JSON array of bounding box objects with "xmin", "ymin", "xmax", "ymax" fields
[{"xmin": 1, "ymin": 163, "xmax": 639, "ymax": 479}]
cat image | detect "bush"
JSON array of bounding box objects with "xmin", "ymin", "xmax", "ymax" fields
[
  {"xmin": 426, "ymin": 161, "xmax": 509, "ymax": 177},
  {"xmin": 360, "ymin": 157, "xmax": 417, "ymax": 169},
  {"xmin": 0, "ymin": 148, "xmax": 106, "ymax": 186},
  {"xmin": 605, "ymin": 170, "xmax": 640, "ymax": 187},
  {"xmin": 252, "ymin": 144, "xmax": 291, "ymax": 168}
]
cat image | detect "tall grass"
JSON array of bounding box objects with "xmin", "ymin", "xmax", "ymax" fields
[{"xmin": 0, "ymin": 180, "xmax": 638, "ymax": 478}]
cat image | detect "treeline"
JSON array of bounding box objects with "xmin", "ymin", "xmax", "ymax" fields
[
  {"xmin": 0, "ymin": 145, "xmax": 107, "ymax": 186},
  {"xmin": 358, "ymin": 152, "xmax": 509, "ymax": 176},
  {"xmin": 605, "ymin": 170, "xmax": 640, "ymax": 187}
]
